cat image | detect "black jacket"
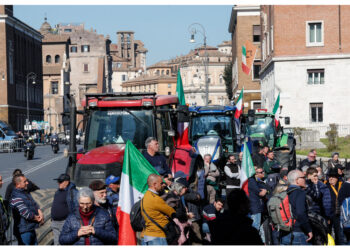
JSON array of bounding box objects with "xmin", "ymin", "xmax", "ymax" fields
[
  {"xmin": 338, "ymin": 181, "xmax": 350, "ymax": 207},
  {"xmin": 300, "ymin": 158, "xmax": 316, "ymax": 170},
  {"xmin": 252, "ymin": 153, "xmax": 266, "ymax": 168}
]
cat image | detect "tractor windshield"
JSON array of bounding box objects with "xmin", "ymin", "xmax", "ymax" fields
[
  {"xmin": 246, "ymin": 115, "xmax": 275, "ymax": 147},
  {"xmin": 86, "ymin": 109, "xmax": 154, "ymax": 151},
  {"xmin": 190, "ymin": 115, "xmax": 234, "ymax": 152}
]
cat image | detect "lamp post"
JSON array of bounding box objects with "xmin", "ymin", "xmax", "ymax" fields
[
  {"xmin": 26, "ymin": 72, "xmax": 37, "ymax": 128},
  {"xmin": 188, "ymin": 22, "xmax": 209, "ymax": 106}
]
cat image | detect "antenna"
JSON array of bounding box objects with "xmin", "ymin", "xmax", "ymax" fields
[{"xmin": 44, "ymin": 12, "xmax": 47, "ymax": 22}]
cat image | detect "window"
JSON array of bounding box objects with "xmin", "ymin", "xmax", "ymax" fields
[
  {"xmin": 307, "ymin": 22, "xmax": 323, "ymax": 46},
  {"xmin": 81, "ymin": 45, "xmax": 90, "ymax": 52},
  {"xmin": 64, "ymin": 28, "xmax": 72, "ymax": 32},
  {"xmin": 117, "ymin": 63, "xmax": 121, "ymax": 68},
  {"xmin": 253, "ymin": 102, "xmax": 261, "ymax": 110},
  {"xmin": 168, "ymin": 84, "xmax": 171, "ymax": 88},
  {"xmin": 253, "ymin": 25, "xmax": 261, "ymax": 42},
  {"xmin": 55, "ymin": 55, "xmax": 60, "ymax": 63},
  {"xmin": 46, "ymin": 55, "xmax": 51, "ymax": 63},
  {"xmin": 219, "ymin": 75, "xmax": 223, "ymax": 84},
  {"xmin": 51, "ymin": 81, "xmax": 58, "ymax": 94},
  {"xmin": 70, "ymin": 46, "xmax": 77, "ymax": 53},
  {"xmin": 83, "ymin": 64, "xmax": 89, "ymax": 72},
  {"xmin": 122, "ymin": 75, "xmax": 126, "ymax": 82},
  {"xmin": 310, "ymin": 103, "xmax": 323, "ymax": 123},
  {"xmin": 168, "ymin": 92, "xmax": 171, "ymax": 95},
  {"xmin": 307, "ymin": 69, "xmax": 324, "ymax": 84},
  {"xmin": 253, "ymin": 62, "xmax": 261, "ymax": 80},
  {"xmin": 166, "ymin": 70, "xmax": 170, "ymax": 75}
]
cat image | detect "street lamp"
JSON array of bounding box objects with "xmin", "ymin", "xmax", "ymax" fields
[
  {"xmin": 188, "ymin": 22, "xmax": 209, "ymax": 106},
  {"xmin": 26, "ymin": 72, "xmax": 37, "ymax": 128}
]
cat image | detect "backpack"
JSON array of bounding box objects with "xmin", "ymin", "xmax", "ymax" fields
[
  {"xmin": 340, "ymin": 197, "xmax": 350, "ymax": 231},
  {"xmin": 130, "ymin": 199, "xmax": 145, "ymax": 232},
  {"xmin": 307, "ymin": 211, "xmax": 329, "ymax": 245},
  {"xmin": 266, "ymin": 173, "xmax": 280, "ymax": 193},
  {"xmin": 267, "ymin": 188, "xmax": 297, "ymax": 232}
]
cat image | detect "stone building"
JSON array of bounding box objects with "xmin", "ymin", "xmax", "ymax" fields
[
  {"xmin": 110, "ymin": 31, "xmax": 148, "ymax": 92},
  {"xmin": 229, "ymin": 5, "xmax": 262, "ymax": 111},
  {"xmin": 121, "ymin": 62, "xmax": 176, "ymax": 95},
  {"xmin": 40, "ymin": 18, "xmax": 70, "ymax": 133},
  {"xmin": 0, "ymin": 5, "xmax": 43, "ymax": 132},
  {"xmin": 260, "ymin": 5, "xmax": 350, "ymax": 137},
  {"xmin": 56, "ymin": 23, "xmax": 112, "ymax": 111}
]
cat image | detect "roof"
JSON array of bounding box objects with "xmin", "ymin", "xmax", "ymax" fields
[
  {"xmin": 122, "ymin": 74, "xmax": 176, "ymax": 86},
  {"xmin": 218, "ymin": 40, "xmax": 232, "ymax": 47},
  {"xmin": 189, "ymin": 105, "xmax": 236, "ymax": 114},
  {"xmin": 43, "ymin": 65, "xmax": 62, "ymax": 75},
  {"xmin": 42, "ymin": 33, "xmax": 70, "ymax": 43}
]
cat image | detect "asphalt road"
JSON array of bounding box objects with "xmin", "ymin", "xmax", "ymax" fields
[{"xmin": 0, "ymin": 144, "xmax": 71, "ymax": 197}]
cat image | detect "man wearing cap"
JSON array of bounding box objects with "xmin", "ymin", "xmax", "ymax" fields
[
  {"xmin": 105, "ymin": 175, "xmax": 120, "ymax": 219},
  {"xmin": 51, "ymin": 173, "xmax": 78, "ymax": 245},
  {"xmin": 89, "ymin": 180, "xmax": 119, "ymax": 235},
  {"xmin": 338, "ymin": 168, "xmax": 350, "ymax": 244}
]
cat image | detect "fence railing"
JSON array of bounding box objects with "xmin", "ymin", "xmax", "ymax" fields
[
  {"xmin": 0, "ymin": 139, "xmax": 25, "ymax": 153},
  {"xmin": 302, "ymin": 124, "xmax": 350, "ymax": 138}
]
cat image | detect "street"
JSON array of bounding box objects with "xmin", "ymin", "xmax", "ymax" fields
[{"xmin": 0, "ymin": 144, "xmax": 71, "ymax": 197}]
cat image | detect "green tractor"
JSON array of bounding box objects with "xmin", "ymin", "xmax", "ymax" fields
[{"xmin": 242, "ymin": 109, "xmax": 296, "ymax": 171}]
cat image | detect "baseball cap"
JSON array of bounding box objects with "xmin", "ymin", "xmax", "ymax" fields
[
  {"xmin": 175, "ymin": 177, "xmax": 189, "ymax": 188},
  {"xmin": 53, "ymin": 173, "xmax": 70, "ymax": 183},
  {"xmin": 105, "ymin": 175, "xmax": 120, "ymax": 185}
]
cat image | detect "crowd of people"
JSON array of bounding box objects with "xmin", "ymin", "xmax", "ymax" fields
[{"xmin": 0, "ymin": 136, "xmax": 350, "ymax": 246}]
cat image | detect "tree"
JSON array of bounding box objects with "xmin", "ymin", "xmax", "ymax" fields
[{"xmin": 223, "ymin": 62, "xmax": 233, "ymax": 101}]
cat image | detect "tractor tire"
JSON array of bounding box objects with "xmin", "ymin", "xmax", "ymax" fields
[{"xmin": 31, "ymin": 189, "xmax": 56, "ymax": 245}]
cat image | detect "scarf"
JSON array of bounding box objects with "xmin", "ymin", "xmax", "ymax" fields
[{"xmin": 79, "ymin": 207, "xmax": 95, "ymax": 245}]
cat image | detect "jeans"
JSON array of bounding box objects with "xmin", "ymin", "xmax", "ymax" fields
[
  {"xmin": 202, "ymin": 222, "xmax": 210, "ymax": 234},
  {"xmin": 281, "ymin": 232, "xmax": 309, "ymax": 245},
  {"xmin": 250, "ymin": 213, "xmax": 261, "ymax": 231},
  {"xmin": 141, "ymin": 237, "xmax": 167, "ymax": 245},
  {"xmin": 51, "ymin": 220, "xmax": 65, "ymax": 245},
  {"xmin": 20, "ymin": 231, "xmax": 38, "ymax": 245}
]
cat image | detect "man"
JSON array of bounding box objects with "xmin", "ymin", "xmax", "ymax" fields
[
  {"xmin": 252, "ymin": 145, "xmax": 268, "ymax": 168},
  {"xmin": 5, "ymin": 168, "xmax": 39, "ymax": 201},
  {"xmin": 248, "ymin": 166, "xmax": 267, "ymax": 232},
  {"xmin": 328, "ymin": 152, "xmax": 340, "ymax": 174},
  {"xmin": 280, "ymin": 170, "xmax": 312, "ymax": 245},
  {"xmin": 273, "ymin": 168, "xmax": 289, "ymax": 195},
  {"xmin": 224, "ymin": 154, "xmax": 240, "ymax": 198},
  {"xmin": 59, "ymin": 187, "xmax": 117, "ymax": 245},
  {"xmin": 202, "ymin": 198, "xmax": 224, "ymax": 242},
  {"xmin": 204, "ymin": 154, "xmax": 220, "ymax": 204},
  {"xmin": 89, "ymin": 180, "xmax": 118, "ymax": 235},
  {"xmin": 51, "ymin": 173, "xmax": 78, "ymax": 245},
  {"xmin": 263, "ymin": 150, "xmax": 280, "ymax": 177},
  {"xmin": 0, "ymin": 175, "xmax": 9, "ymax": 245},
  {"xmin": 10, "ymin": 174, "xmax": 43, "ymax": 245},
  {"xmin": 325, "ymin": 168, "xmax": 343, "ymax": 245},
  {"xmin": 143, "ymin": 137, "xmax": 171, "ymax": 178},
  {"xmin": 141, "ymin": 174, "xmax": 176, "ymax": 245},
  {"xmin": 300, "ymin": 151, "xmax": 317, "ymax": 170},
  {"xmin": 105, "ymin": 175, "xmax": 120, "ymax": 215},
  {"xmin": 338, "ymin": 168, "xmax": 350, "ymax": 244}
]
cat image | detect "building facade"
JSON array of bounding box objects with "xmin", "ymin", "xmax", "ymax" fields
[
  {"xmin": 57, "ymin": 23, "xmax": 111, "ymax": 110},
  {"xmin": 260, "ymin": 5, "xmax": 350, "ymax": 136},
  {"xmin": 229, "ymin": 5, "xmax": 262, "ymax": 111},
  {"xmin": 0, "ymin": 5, "xmax": 43, "ymax": 132},
  {"xmin": 40, "ymin": 18, "xmax": 70, "ymax": 133},
  {"xmin": 110, "ymin": 31, "xmax": 148, "ymax": 92}
]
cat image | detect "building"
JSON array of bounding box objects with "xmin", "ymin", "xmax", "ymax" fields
[
  {"xmin": 0, "ymin": 5, "xmax": 43, "ymax": 132},
  {"xmin": 40, "ymin": 18, "xmax": 70, "ymax": 133},
  {"xmin": 110, "ymin": 31, "xmax": 148, "ymax": 92},
  {"xmin": 57, "ymin": 23, "xmax": 112, "ymax": 111},
  {"xmin": 121, "ymin": 62, "xmax": 176, "ymax": 95},
  {"xmin": 229, "ymin": 5, "xmax": 262, "ymax": 111},
  {"xmin": 260, "ymin": 5, "xmax": 350, "ymax": 137},
  {"xmin": 175, "ymin": 44, "xmax": 232, "ymax": 106}
]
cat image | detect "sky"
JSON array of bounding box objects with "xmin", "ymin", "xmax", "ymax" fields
[{"xmin": 13, "ymin": 5, "xmax": 232, "ymax": 66}]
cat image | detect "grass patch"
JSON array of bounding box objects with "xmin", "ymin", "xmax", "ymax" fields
[{"xmin": 296, "ymin": 136, "xmax": 350, "ymax": 158}]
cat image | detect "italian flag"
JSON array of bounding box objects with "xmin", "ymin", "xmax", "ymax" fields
[
  {"xmin": 242, "ymin": 45, "xmax": 250, "ymax": 74},
  {"xmin": 116, "ymin": 141, "xmax": 159, "ymax": 245},
  {"xmin": 234, "ymin": 87, "xmax": 244, "ymax": 119},
  {"xmin": 176, "ymin": 69, "xmax": 190, "ymax": 146},
  {"xmin": 273, "ymin": 93, "xmax": 280, "ymax": 128},
  {"xmin": 240, "ymin": 142, "xmax": 256, "ymax": 196}
]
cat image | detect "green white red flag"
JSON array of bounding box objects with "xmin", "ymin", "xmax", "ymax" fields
[
  {"xmin": 240, "ymin": 141, "xmax": 255, "ymax": 196},
  {"xmin": 234, "ymin": 87, "xmax": 244, "ymax": 119},
  {"xmin": 273, "ymin": 93, "xmax": 280, "ymax": 128},
  {"xmin": 116, "ymin": 141, "xmax": 159, "ymax": 245},
  {"xmin": 176, "ymin": 69, "xmax": 190, "ymax": 146},
  {"xmin": 241, "ymin": 40, "xmax": 257, "ymax": 75}
]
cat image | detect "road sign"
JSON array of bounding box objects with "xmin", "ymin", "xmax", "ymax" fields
[{"xmin": 24, "ymin": 125, "xmax": 32, "ymax": 131}]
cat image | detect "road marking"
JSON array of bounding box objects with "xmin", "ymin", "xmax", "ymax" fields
[{"xmin": 3, "ymin": 156, "xmax": 64, "ymax": 183}]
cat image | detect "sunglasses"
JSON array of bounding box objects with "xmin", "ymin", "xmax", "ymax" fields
[{"xmin": 256, "ymin": 171, "xmax": 264, "ymax": 174}]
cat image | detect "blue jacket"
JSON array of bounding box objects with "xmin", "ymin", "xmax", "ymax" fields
[
  {"xmin": 59, "ymin": 206, "xmax": 118, "ymax": 245},
  {"xmin": 66, "ymin": 182, "xmax": 79, "ymax": 214},
  {"xmin": 287, "ymin": 185, "xmax": 312, "ymax": 234},
  {"xmin": 305, "ymin": 180, "xmax": 332, "ymax": 219},
  {"xmin": 106, "ymin": 187, "xmax": 119, "ymax": 213},
  {"xmin": 10, "ymin": 188, "xmax": 40, "ymax": 234},
  {"xmin": 248, "ymin": 177, "xmax": 266, "ymax": 214}
]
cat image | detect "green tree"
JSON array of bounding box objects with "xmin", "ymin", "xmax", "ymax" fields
[{"xmin": 223, "ymin": 62, "xmax": 233, "ymax": 101}]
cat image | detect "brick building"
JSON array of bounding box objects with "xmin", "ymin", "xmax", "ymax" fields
[
  {"xmin": 229, "ymin": 5, "xmax": 262, "ymax": 111},
  {"xmin": 260, "ymin": 5, "xmax": 350, "ymax": 136},
  {"xmin": 40, "ymin": 18, "xmax": 70, "ymax": 133},
  {"xmin": 0, "ymin": 5, "xmax": 43, "ymax": 132}
]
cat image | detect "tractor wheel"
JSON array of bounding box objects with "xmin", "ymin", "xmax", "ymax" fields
[{"xmin": 31, "ymin": 189, "xmax": 56, "ymax": 245}]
